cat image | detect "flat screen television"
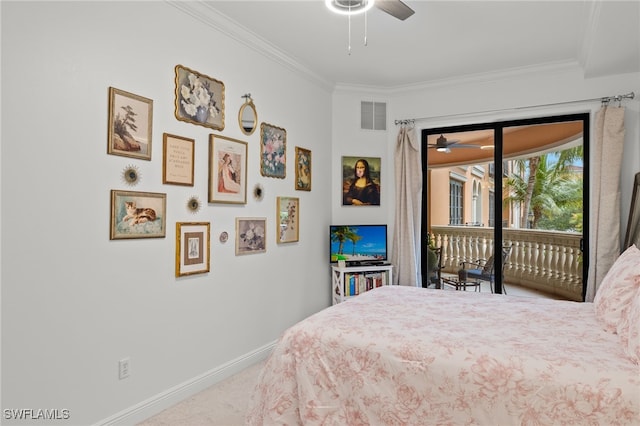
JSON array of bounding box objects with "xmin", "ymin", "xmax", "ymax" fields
[{"xmin": 330, "ymin": 224, "xmax": 388, "ymax": 266}]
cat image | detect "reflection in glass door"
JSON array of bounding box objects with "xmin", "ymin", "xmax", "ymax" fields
[{"xmin": 422, "ymin": 115, "xmax": 588, "ymax": 301}]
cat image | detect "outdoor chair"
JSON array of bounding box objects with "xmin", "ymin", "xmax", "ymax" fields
[
  {"xmin": 457, "ymin": 245, "xmax": 512, "ymax": 294},
  {"xmin": 423, "ymin": 247, "xmax": 443, "ymax": 289}
]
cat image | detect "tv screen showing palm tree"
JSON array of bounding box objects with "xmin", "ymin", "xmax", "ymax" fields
[{"xmin": 330, "ymin": 224, "xmax": 387, "ymax": 264}]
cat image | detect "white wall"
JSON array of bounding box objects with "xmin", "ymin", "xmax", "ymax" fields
[
  {"xmin": 332, "ymin": 68, "xmax": 640, "ymax": 255},
  {"xmin": 1, "ymin": 2, "xmax": 332, "ymax": 424}
]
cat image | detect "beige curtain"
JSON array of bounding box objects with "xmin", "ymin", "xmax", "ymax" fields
[
  {"xmin": 391, "ymin": 126, "xmax": 422, "ymax": 286},
  {"xmin": 586, "ymin": 106, "xmax": 626, "ymax": 301}
]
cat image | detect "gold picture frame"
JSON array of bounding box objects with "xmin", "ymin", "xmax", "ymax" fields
[
  {"xmin": 294, "ymin": 146, "xmax": 312, "ymax": 191},
  {"xmin": 107, "ymin": 87, "xmax": 153, "ymax": 160},
  {"xmin": 209, "ymin": 134, "xmax": 248, "ymax": 204},
  {"xmin": 110, "ymin": 190, "xmax": 166, "ymax": 240},
  {"xmin": 235, "ymin": 217, "xmax": 267, "ymax": 255},
  {"xmin": 260, "ymin": 122, "xmax": 286, "ymax": 178},
  {"xmin": 277, "ymin": 197, "xmax": 299, "ymax": 243},
  {"xmin": 174, "ymin": 64, "xmax": 225, "ymax": 131},
  {"xmin": 175, "ymin": 222, "xmax": 210, "ymax": 277},
  {"xmin": 163, "ymin": 133, "xmax": 195, "ymax": 186}
]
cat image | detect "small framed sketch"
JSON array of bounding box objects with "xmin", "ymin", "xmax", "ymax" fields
[
  {"xmin": 107, "ymin": 87, "xmax": 153, "ymax": 160},
  {"xmin": 277, "ymin": 196, "xmax": 299, "ymax": 243},
  {"xmin": 235, "ymin": 217, "xmax": 266, "ymax": 255},
  {"xmin": 163, "ymin": 133, "xmax": 195, "ymax": 186},
  {"xmin": 209, "ymin": 134, "xmax": 248, "ymax": 204},
  {"xmin": 110, "ymin": 190, "xmax": 166, "ymax": 239},
  {"xmin": 174, "ymin": 64, "xmax": 225, "ymax": 131},
  {"xmin": 175, "ymin": 222, "xmax": 210, "ymax": 277},
  {"xmin": 294, "ymin": 147, "xmax": 311, "ymax": 191},
  {"xmin": 260, "ymin": 122, "xmax": 286, "ymax": 178},
  {"xmin": 341, "ymin": 156, "xmax": 381, "ymax": 206}
]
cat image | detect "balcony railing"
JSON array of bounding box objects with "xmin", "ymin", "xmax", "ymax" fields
[{"xmin": 431, "ymin": 225, "xmax": 583, "ymax": 301}]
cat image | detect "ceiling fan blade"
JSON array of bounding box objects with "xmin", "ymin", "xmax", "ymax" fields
[{"xmin": 375, "ymin": 0, "xmax": 415, "ymax": 21}]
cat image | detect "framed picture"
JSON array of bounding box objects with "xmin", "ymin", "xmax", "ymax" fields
[
  {"xmin": 342, "ymin": 156, "xmax": 381, "ymax": 206},
  {"xmin": 235, "ymin": 217, "xmax": 266, "ymax": 255},
  {"xmin": 209, "ymin": 134, "xmax": 248, "ymax": 204},
  {"xmin": 277, "ymin": 196, "xmax": 299, "ymax": 243},
  {"xmin": 110, "ymin": 190, "xmax": 166, "ymax": 239},
  {"xmin": 107, "ymin": 87, "xmax": 153, "ymax": 160},
  {"xmin": 260, "ymin": 122, "xmax": 286, "ymax": 178},
  {"xmin": 163, "ymin": 133, "xmax": 195, "ymax": 186},
  {"xmin": 175, "ymin": 222, "xmax": 210, "ymax": 277},
  {"xmin": 295, "ymin": 147, "xmax": 312, "ymax": 191},
  {"xmin": 174, "ymin": 64, "xmax": 225, "ymax": 131}
]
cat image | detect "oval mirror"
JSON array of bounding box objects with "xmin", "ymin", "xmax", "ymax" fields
[{"xmin": 238, "ymin": 96, "xmax": 258, "ymax": 135}]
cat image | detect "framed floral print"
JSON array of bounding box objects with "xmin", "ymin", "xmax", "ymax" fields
[
  {"xmin": 174, "ymin": 65, "xmax": 225, "ymax": 131},
  {"xmin": 277, "ymin": 196, "xmax": 299, "ymax": 243},
  {"xmin": 110, "ymin": 190, "xmax": 166, "ymax": 239},
  {"xmin": 209, "ymin": 134, "xmax": 248, "ymax": 204},
  {"xmin": 260, "ymin": 122, "xmax": 286, "ymax": 178},
  {"xmin": 294, "ymin": 147, "xmax": 311, "ymax": 191},
  {"xmin": 107, "ymin": 87, "xmax": 153, "ymax": 160},
  {"xmin": 163, "ymin": 133, "xmax": 195, "ymax": 186},
  {"xmin": 175, "ymin": 222, "xmax": 210, "ymax": 277},
  {"xmin": 235, "ymin": 217, "xmax": 266, "ymax": 255}
]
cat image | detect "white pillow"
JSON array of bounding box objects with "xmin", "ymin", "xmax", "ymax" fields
[
  {"xmin": 594, "ymin": 245, "xmax": 640, "ymax": 333},
  {"xmin": 617, "ymin": 285, "xmax": 640, "ymax": 364}
]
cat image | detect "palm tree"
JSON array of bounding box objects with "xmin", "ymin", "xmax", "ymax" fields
[
  {"xmin": 331, "ymin": 226, "xmax": 357, "ymax": 256},
  {"xmin": 349, "ymin": 234, "xmax": 363, "ymax": 256}
]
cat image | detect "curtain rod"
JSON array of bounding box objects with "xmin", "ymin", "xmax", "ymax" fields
[{"xmin": 394, "ymin": 91, "xmax": 635, "ymax": 126}]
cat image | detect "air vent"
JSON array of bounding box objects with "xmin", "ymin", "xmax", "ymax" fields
[{"xmin": 361, "ymin": 101, "xmax": 386, "ymax": 131}]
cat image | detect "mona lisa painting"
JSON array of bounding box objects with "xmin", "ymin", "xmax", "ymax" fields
[{"xmin": 342, "ymin": 156, "xmax": 381, "ymax": 206}]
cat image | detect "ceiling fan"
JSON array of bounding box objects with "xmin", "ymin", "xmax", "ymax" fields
[
  {"xmin": 326, "ymin": 0, "xmax": 415, "ymax": 21},
  {"xmin": 428, "ymin": 134, "xmax": 482, "ymax": 153}
]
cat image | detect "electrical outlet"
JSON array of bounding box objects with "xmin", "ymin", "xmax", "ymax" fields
[{"xmin": 119, "ymin": 357, "xmax": 130, "ymax": 380}]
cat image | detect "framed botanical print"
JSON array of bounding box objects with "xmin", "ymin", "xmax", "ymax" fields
[
  {"xmin": 294, "ymin": 147, "xmax": 311, "ymax": 191},
  {"xmin": 235, "ymin": 217, "xmax": 266, "ymax": 255},
  {"xmin": 341, "ymin": 156, "xmax": 381, "ymax": 206},
  {"xmin": 174, "ymin": 64, "xmax": 225, "ymax": 131},
  {"xmin": 209, "ymin": 134, "xmax": 248, "ymax": 204},
  {"xmin": 260, "ymin": 122, "xmax": 286, "ymax": 178},
  {"xmin": 163, "ymin": 133, "xmax": 195, "ymax": 186},
  {"xmin": 175, "ymin": 222, "xmax": 210, "ymax": 277},
  {"xmin": 107, "ymin": 87, "xmax": 153, "ymax": 160},
  {"xmin": 110, "ymin": 190, "xmax": 166, "ymax": 239},
  {"xmin": 277, "ymin": 196, "xmax": 299, "ymax": 243}
]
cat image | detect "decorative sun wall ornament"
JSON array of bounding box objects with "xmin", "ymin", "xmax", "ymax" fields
[
  {"xmin": 122, "ymin": 164, "xmax": 140, "ymax": 186},
  {"xmin": 186, "ymin": 195, "xmax": 201, "ymax": 214},
  {"xmin": 253, "ymin": 183, "xmax": 264, "ymax": 201}
]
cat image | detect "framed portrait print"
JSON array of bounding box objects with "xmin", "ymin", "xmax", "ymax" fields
[
  {"xmin": 277, "ymin": 197, "xmax": 299, "ymax": 243},
  {"xmin": 163, "ymin": 133, "xmax": 195, "ymax": 186},
  {"xmin": 209, "ymin": 134, "xmax": 248, "ymax": 204},
  {"xmin": 107, "ymin": 87, "xmax": 153, "ymax": 160},
  {"xmin": 174, "ymin": 64, "xmax": 225, "ymax": 131},
  {"xmin": 235, "ymin": 217, "xmax": 266, "ymax": 255},
  {"xmin": 260, "ymin": 122, "xmax": 286, "ymax": 178},
  {"xmin": 341, "ymin": 156, "xmax": 381, "ymax": 206},
  {"xmin": 110, "ymin": 190, "xmax": 166, "ymax": 239},
  {"xmin": 295, "ymin": 147, "xmax": 311, "ymax": 191},
  {"xmin": 175, "ymin": 222, "xmax": 210, "ymax": 277}
]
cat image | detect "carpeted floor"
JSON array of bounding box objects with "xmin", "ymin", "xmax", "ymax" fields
[{"xmin": 137, "ymin": 360, "xmax": 265, "ymax": 426}]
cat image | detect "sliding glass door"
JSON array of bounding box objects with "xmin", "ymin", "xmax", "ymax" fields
[{"xmin": 422, "ymin": 114, "xmax": 588, "ymax": 301}]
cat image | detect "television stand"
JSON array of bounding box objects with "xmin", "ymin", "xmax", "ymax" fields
[{"xmin": 331, "ymin": 264, "xmax": 393, "ymax": 304}]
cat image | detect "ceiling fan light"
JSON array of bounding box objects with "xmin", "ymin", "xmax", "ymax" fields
[
  {"xmin": 325, "ymin": 0, "xmax": 375, "ymax": 15},
  {"xmin": 437, "ymin": 147, "xmax": 451, "ymax": 153}
]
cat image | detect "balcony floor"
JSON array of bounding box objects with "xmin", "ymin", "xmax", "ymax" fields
[{"xmin": 439, "ymin": 273, "xmax": 565, "ymax": 300}]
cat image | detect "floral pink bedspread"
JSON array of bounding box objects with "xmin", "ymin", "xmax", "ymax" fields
[{"xmin": 246, "ymin": 286, "xmax": 639, "ymax": 425}]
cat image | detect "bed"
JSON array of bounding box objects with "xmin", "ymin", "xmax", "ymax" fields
[{"xmin": 246, "ymin": 251, "xmax": 640, "ymax": 425}]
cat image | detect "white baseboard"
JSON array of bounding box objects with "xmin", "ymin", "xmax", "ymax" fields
[{"xmin": 95, "ymin": 340, "xmax": 276, "ymax": 426}]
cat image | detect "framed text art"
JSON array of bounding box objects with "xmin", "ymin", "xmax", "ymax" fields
[
  {"xmin": 260, "ymin": 122, "xmax": 286, "ymax": 178},
  {"xmin": 294, "ymin": 147, "xmax": 311, "ymax": 191},
  {"xmin": 235, "ymin": 217, "xmax": 266, "ymax": 255},
  {"xmin": 175, "ymin": 222, "xmax": 210, "ymax": 277},
  {"xmin": 277, "ymin": 196, "xmax": 299, "ymax": 243},
  {"xmin": 209, "ymin": 134, "xmax": 248, "ymax": 204},
  {"xmin": 174, "ymin": 65, "xmax": 225, "ymax": 131},
  {"xmin": 163, "ymin": 133, "xmax": 195, "ymax": 186},
  {"xmin": 341, "ymin": 156, "xmax": 381, "ymax": 206},
  {"xmin": 107, "ymin": 87, "xmax": 153, "ymax": 160},
  {"xmin": 110, "ymin": 190, "xmax": 166, "ymax": 239}
]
